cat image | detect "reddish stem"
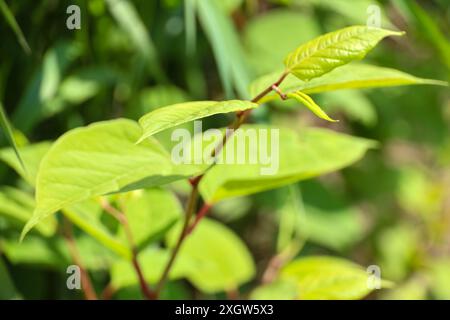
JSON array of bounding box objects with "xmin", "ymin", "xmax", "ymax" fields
[
  {"xmin": 153, "ymin": 70, "xmax": 290, "ymax": 298},
  {"xmin": 187, "ymin": 203, "xmax": 212, "ymax": 234}
]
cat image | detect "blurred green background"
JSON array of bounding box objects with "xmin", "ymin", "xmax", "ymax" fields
[{"xmin": 0, "ymin": 0, "xmax": 449, "ymax": 300}]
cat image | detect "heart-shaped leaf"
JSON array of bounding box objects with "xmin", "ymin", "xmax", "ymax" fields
[{"xmin": 22, "ymin": 119, "xmax": 200, "ymax": 240}]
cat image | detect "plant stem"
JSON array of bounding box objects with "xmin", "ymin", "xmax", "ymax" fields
[
  {"xmin": 186, "ymin": 202, "xmax": 212, "ymax": 234},
  {"xmin": 153, "ymin": 185, "xmax": 199, "ymax": 298},
  {"xmin": 261, "ymin": 251, "xmax": 290, "ymax": 285},
  {"xmin": 101, "ymin": 282, "xmax": 116, "ymax": 300},
  {"xmin": 251, "ymin": 72, "xmax": 288, "ymax": 103},
  {"xmin": 153, "ymin": 71, "xmax": 289, "ymax": 298},
  {"xmin": 62, "ymin": 218, "xmax": 98, "ymax": 300},
  {"xmin": 100, "ymin": 198, "xmax": 155, "ymax": 300}
]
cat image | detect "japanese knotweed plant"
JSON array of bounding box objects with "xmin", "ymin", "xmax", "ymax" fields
[{"xmin": 10, "ymin": 26, "xmax": 446, "ymax": 300}]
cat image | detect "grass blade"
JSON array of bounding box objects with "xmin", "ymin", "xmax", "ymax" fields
[
  {"xmin": 0, "ymin": 0, "xmax": 31, "ymax": 54},
  {"xmin": 196, "ymin": 0, "xmax": 251, "ymax": 98},
  {"xmin": 0, "ymin": 101, "xmax": 26, "ymax": 173}
]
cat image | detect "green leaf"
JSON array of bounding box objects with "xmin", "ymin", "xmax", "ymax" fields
[
  {"xmin": 118, "ymin": 189, "xmax": 183, "ymax": 249},
  {"xmin": 284, "ymin": 26, "xmax": 404, "ymax": 81},
  {"xmin": 294, "ymin": 64, "xmax": 447, "ymax": 94},
  {"xmin": 199, "ymin": 125, "xmax": 375, "ymax": 203},
  {"xmin": 137, "ymin": 100, "xmax": 257, "ymax": 142},
  {"xmin": 22, "ymin": 119, "xmax": 200, "ymax": 240},
  {"xmin": 1, "ymin": 236, "xmax": 68, "ymax": 269},
  {"xmin": 281, "ymin": 256, "xmax": 391, "ymax": 299},
  {"xmin": 249, "ymin": 64, "xmax": 447, "ymax": 103},
  {"xmin": 62, "ymin": 200, "xmax": 131, "ymax": 259},
  {"xmin": 2, "ymin": 234, "xmax": 117, "ymax": 271},
  {"xmin": 0, "ymin": 186, "xmax": 56, "ymax": 236},
  {"xmin": 250, "ymin": 280, "xmax": 298, "ymax": 300},
  {"xmin": 167, "ymin": 218, "xmax": 256, "ymax": 293},
  {"xmin": 0, "ymin": 141, "xmax": 51, "ymax": 186},
  {"xmin": 287, "ymin": 91, "xmax": 337, "ymax": 122},
  {"xmin": 0, "ymin": 0, "xmax": 31, "ymax": 54},
  {"xmin": 0, "ymin": 101, "xmax": 26, "ymax": 173}
]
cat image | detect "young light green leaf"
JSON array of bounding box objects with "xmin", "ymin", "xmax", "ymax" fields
[
  {"xmin": 117, "ymin": 189, "xmax": 183, "ymax": 250},
  {"xmin": 287, "ymin": 91, "xmax": 337, "ymax": 122},
  {"xmin": 0, "ymin": 102, "xmax": 26, "ymax": 173},
  {"xmin": 0, "ymin": 141, "xmax": 51, "ymax": 186},
  {"xmin": 137, "ymin": 100, "xmax": 257, "ymax": 142},
  {"xmin": 284, "ymin": 26, "xmax": 404, "ymax": 81},
  {"xmin": 199, "ymin": 125, "xmax": 376, "ymax": 203},
  {"xmin": 22, "ymin": 119, "xmax": 200, "ymax": 240},
  {"xmin": 249, "ymin": 64, "xmax": 447, "ymax": 103},
  {"xmin": 0, "ymin": 0, "xmax": 31, "ymax": 54},
  {"xmin": 281, "ymin": 256, "xmax": 393, "ymax": 299},
  {"xmin": 166, "ymin": 218, "xmax": 256, "ymax": 293}
]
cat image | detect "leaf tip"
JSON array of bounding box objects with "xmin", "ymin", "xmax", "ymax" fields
[
  {"xmin": 20, "ymin": 222, "xmax": 33, "ymax": 243},
  {"xmin": 135, "ymin": 136, "xmax": 146, "ymax": 145}
]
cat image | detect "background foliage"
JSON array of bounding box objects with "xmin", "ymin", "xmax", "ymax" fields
[{"xmin": 0, "ymin": 0, "xmax": 449, "ymax": 300}]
